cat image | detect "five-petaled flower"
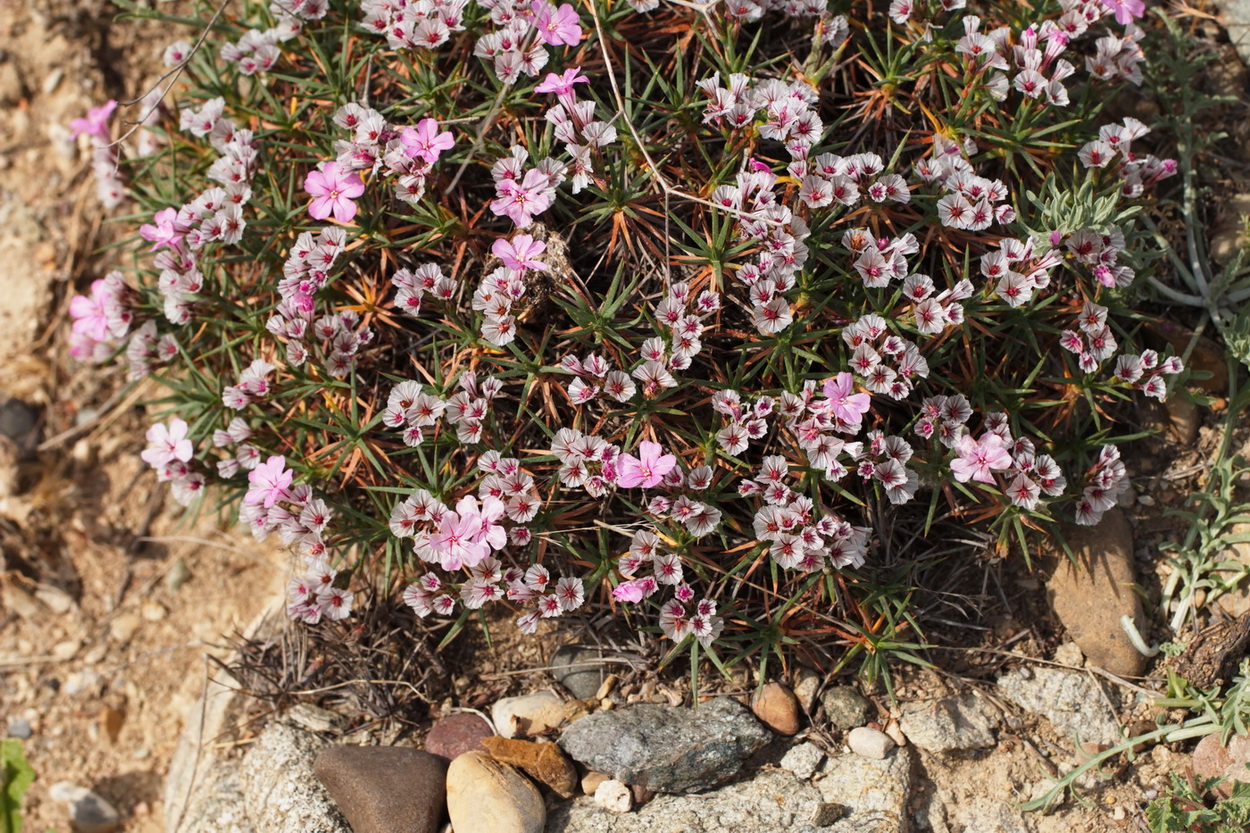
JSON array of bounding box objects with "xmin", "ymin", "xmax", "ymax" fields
[
  {"xmin": 304, "ymin": 161, "xmax": 366, "ymax": 223},
  {"xmin": 141, "ymin": 418, "xmax": 194, "ymax": 469},
  {"xmin": 616, "ymin": 441, "xmax": 678, "ymax": 489},
  {"xmin": 492, "ymin": 234, "xmax": 548, "ymax": 272},
  {"xmin": 532, "ymin": 1, "xmax": 583, "ymax": 46},
  {"xmin": 949, "ymin": 433, "xmax": 1013, "ymax": 485},
  {"xmin": 822, "ymin": 372, "xmax": 872, "ymax": 428},
  {"xmin": 1103, "ymin": 0, "xmax": 1145, "ymax": 25},
  {"xmin": 246, "ymin": 455, "xmax": 294, "ymax": 508},
  {"xmin": 69, "ymin": 100, "xmax": 118, "ymax": 143},
  {"xmin": 400, "ymin": 118, "xmax": 455, "ymax": 163}
]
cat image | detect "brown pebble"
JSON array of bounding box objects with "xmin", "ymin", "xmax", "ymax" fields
[
  {"xmin": 482, "ymin": 736, "xmax": 579, "ymax": 798},
  {"xmin": 752, "ymin": 682, "xmax": 801, "ymax": 735}
]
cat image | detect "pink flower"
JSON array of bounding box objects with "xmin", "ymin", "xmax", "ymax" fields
[
  {"xmin": 949, "ymin": 433, "xmax": 1013, "ymax": 485},
  {"xmin": 616, "ymin": 441, "xmax": 678, "ymax": 489},
  {"xmin": 491, "ymin": 234, "xmax": 548, "ymax": 272},
  {"xmin": 490, "ymin": 169, "xmax": 554, "ymax": 227},
  {"xmin": 141, "ymin": 418, "xmax": 194, "ymax": 468},
  {"xmin": 535, "ymin": 67, "xmax": 589, "ymax": 96},
  {"xmin": 532, "ymin": 1, "xmax": 582, "ymax": 46},
  {"xmin": 822, "ymin": 372, "xmax": 871, "ymax": 428},
  {"xmin": 1103, "ymin": 0, "xmax": 1144, "ymax": 25},
  {"xmin": 139, "ymin": 207, "xmax": 187, "ymax": 252},
  {"xmin": 399, "ymin": 118, "xmax": 454, "ymax": 163},
  {"xmin": 429, "ymin": 508, "xmax": 491, "ymax": 570},
  {"xmin": 69, "ymin": 279, "xmax": 113, "ymax": 341},
  {"xmin": 245, "ymin": 455, "xmax": 294, "ymax": 508},
  {"xmin": 69, "ymin": 100, "xmax": 118, "ymax": 143},
  {"xmin": 304, "ymin": 161, "xmax": 365, "ymax": 223}
]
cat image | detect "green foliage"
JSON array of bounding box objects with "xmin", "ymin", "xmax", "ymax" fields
[
  {"xmin": 0, "ymin": 740, "xmax": 34, "ymax": 833},
  {"xmin": 1146, "ymin": 774, "xmax": 1250, "ymax": 833}
]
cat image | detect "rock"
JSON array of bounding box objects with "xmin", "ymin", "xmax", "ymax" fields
[
  {"xmin": 0, "ymin": 397, "xmax": 39, "ymax": 456},
  {"xmin": 997, "ymin": 666, "xmax": 1121, "ymax": 747},
  {"xmin": 425, "ymin": 712, "xmax": 493, "ymax": 761},
  {"xmin": 240, "ymin": 722, "xmax": 349, "ymax": 833},
  {"xmin": 52, "ymin": 639, "xmax": 80, "ymax": 660},
  {"xmin": 581, "ymin": 771, "xmax": 611, "ymax": 796},
  {"xmin": 1044, "ymin": 508, "xmax": 1148, "ymax": 677},
  {"xmin": 109, "ymin": 613, "xmax": 142, "ymax": 644},
  {"xmin": 49, "ymin": 782, "xmax": 121, "ymax": 833},
  {"xmin": 286, "ymin": 703, "xmax": 345, "ymax": 734},
  {"xmin": 141, "ymin": 600, "xmax": 168, "ymax": 621},
  {"xmin": 779, "ymin": 741, "xmax": 825, "ymax": 780},
  {"xmin": 593, "ymin": 779, "xmax": 633, "ymax": 813},
  {"xmin": 63, "ymin": 670, "xmax": 103, "ymax": 697},
  {"xmin": 550, "ymin": 769, "xmax": 839, "ymax": 832},
  {"xmin": 100, "ymin": 708, "xmax": 124, "ymax": 744},
  {"xmin": 1143, "ymin": 319, "xmax": 1227, "ymax": 394},
  {"xmin": 847, "ymin": 727, "xmax": 895, "ymax": 760},
  {"xmin": 492, "ymin": 691, "xmax": 566, "ymax": 739},
  {"xmin": 1053, "ymin": 641, "xmax": 1084, "ymax": 668},
  {"xmin": 1165, "ymin": 395, "xmax": 1200, "ymax": 445},
  {"xmin": 821, "ymin": 686, "xmax": 870, "ymax": 730},
  {"xmin": 167, "ymin": 559, "xmax": 192, "ymax": 594},
  {"xmin": 558, "ymin": 697, "xmax": 771, "ymax": 794},
  {"xmin": 7, "ymin": 718, "xmax": 32, "ymax": 739},
  {"xmin": 792, "ymin": 667, "xmax": 821, "ymax": 712},
  {"xmin": 898, "ymin": 695, "xmax": 997, "ymax": 754},
  {"xmin": 551, "ymin": 644, "xmax": 609, "ymax": 699},
  {"xmin": 482, "ymin": 736, "xmax": 578, "ymax": 798},
  {"xmin": 816, "ymin": 745, "xmax": 914, "ymax": 833},
  {"xmin": 752, "ymin": 682, "xmax": 801, "ymax": 735},
  {"xmin": 446, "ymin": 751, "xmax": 544, "ymax": 833},
  {"xmin": 313, "ymin": 746, "xmax": 447, "ymax": 833},
  {"xmin": 1192, "ymin": 732, "xmax": 1250, "ymax": 798},
  {"xmin": 580, "ymin": 770, "xmax": 610, "ymax": 795}
]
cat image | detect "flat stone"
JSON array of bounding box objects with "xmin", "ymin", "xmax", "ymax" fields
[
  {"xmin": 557, "ymin": 697, "xmax": 770, "ymax": 794},
  {"xmin": 239, "ymin": 722, "xmax": 349, "ymax": 833},
  {"xmin": 425, "ymin": 712, "xmax": 494, "ymax": 761},
  {"xmin": 492, "ymin": 691, "xmax": 566, "ymax": 739},
  {"xmin": 551, "ymin": 645, "xmax": 608, "ymax": 700},
  {"xmin": 1192, "ymin": 732, "xmax": 1250, "ymax": 798},
  {"xmin": 753, "ymin": 682, "xmax": 801, "ymax": 735},
  {"xmin": 313, "ymin": 746, "xmax": 447, "ymax": 833},
  {"xmin": 816, "ymin": 745, "xmax": 914, "ymax": 833},
  {"xmin": 779, "ymin": 742, "xmax": 825, "ymax": 780},
  {"xmin": 997, "ymin": 666, "xmax": 1121, "ymax": 747},
  {"xmin": 821, "ymin": 687, "xmax": 870, "ymax": 731},
  {"xmin": 8, "ymin": 718, "xmax": 32, "ymax": 739},
  {"xmin": 1044, "ymin": 508, "xmax": 1148, "ymax": 677},
  {"xmin": 847, "ymin": 727, "xmax": 894, "ymax": 760},
  {"xmin": 549, "ymin": 769, "xmax": 838, "ymax": 832},
  {"xmin": 49, "ymin": 783, "xmax": 121, "ymax": 833},
  {"xmin": 482, "ymin": 736, "xmax": 578, "ymax": 798},
  {"xmin": 898, "ymin": 694, "xmax": 997, "ymax": 754},
  {"xmin": 446, "ymin": 751, "xmax": 544, "ymax": 833}
]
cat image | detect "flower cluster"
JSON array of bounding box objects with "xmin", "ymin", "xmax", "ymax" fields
[
  {"xmin": 551, "ymin": 428, "xmax": 619, "ymax": 498},
  {"xmin": 472, "ymin": 0, "xmax": 583, "ymax": 83},
  {"xmin": 1060, "ymin": 301, "xmax": 1119, "ymax": 372},
  {"xmin": 211, "ymin": 417, "xmax": 260, "ymax": 479},
  {"xmin": 712, "ymin": 390, "xmax": 773, "ymax": 457},
  {"xmin": 361, "ymin": 0, "xmax": 469, "ymax": 50},
  {"xmin": 1113, "ymin": 349, "xmax": 1184, "ymax": 400},
  {"xmin": 979, "ymin": 236, "xmax": 1062, "ymax": 308},
  {"xmin": 70, "ymin": 100, "xmax": 127, "ymax": 207},
  {"xmin": 1073, "ymin": 444, "xmax": 1128, "ymax": 525},
  {"xmin": 222, "ymin": 360, "xmax": 276, "ymax": 410},
  {"xmin": 740, "ymin": 456, "xmax": 871, "ymax": 571},
  {"xmin": 537, "ymin": 68, "xmax": 615, "ymax": 193},
  {"xmin": 68, "ymin": 272, "xmax": 135, "ymax": 362},
  {"xmin": 140, "ymin": 418, "xmax": 206, "ymax": 506},
  {"xmin": 268, "ymin": 227, "xmax": 376, "ymax": 373},
  {"xmin": 561, "ymin": 352, "xmax": 635, "ymax": 405},
  {"xmin": 490, "ymin": 146, "xmax": 564, "ymax": 228},
  {"xmin": 219, "ymin": 1, "xmax": 310, "ymax": 76},
  {"xmin": 1078, "ymin": 117, "xmax": 1176, "ymax": 197},
  {"xmin": 470, "ymin": 232, "xmax": 553, "ymax": 346}
]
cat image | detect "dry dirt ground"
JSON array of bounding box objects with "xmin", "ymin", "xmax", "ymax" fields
[
  {"xmin": 1, "ymin": 2, "xmax": 1248, "ymax": 833},
  {"xmin": 0, "ymin": 2, "xmax": 289, "ymax": 830}
]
